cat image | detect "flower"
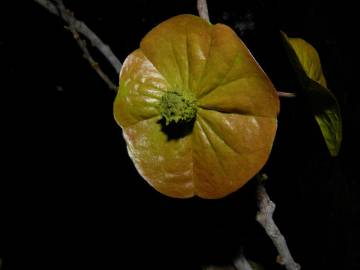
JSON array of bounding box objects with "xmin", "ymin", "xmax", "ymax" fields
[{"xmin": 114, "ymin": 15, "xmax": 279, "ymax": 199}]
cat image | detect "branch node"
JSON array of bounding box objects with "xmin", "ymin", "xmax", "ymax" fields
[
  {"xmin": 277, "ymin": 255, "xmax": 285, "ymax": 265},
  {"xmin": 91, "ymin": 62, "xmax": 99, "ymax": 69},
  {"xmin": 269, "ymin": 200, "xmax": 276, "ymax": 212}
]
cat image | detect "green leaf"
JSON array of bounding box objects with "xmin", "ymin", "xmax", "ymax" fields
[
  {"xmin": 306, "ymin": 78, "xmax": 342, "ymax": 156},
  {"xmin": 281, "ymin": 32, "xmax": 342, "ymax": 156}
]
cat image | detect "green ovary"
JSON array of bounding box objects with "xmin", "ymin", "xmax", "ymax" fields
[{"xmin": 160, "ymin": 91, "xmax": 197, "ymax": 125}]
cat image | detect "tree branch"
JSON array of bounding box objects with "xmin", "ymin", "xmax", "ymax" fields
[
  {"xmin": 50, "ymin": 0, "xmax": 117, "ymax": 91},
  {"xmin": 33, "ymin": 0, "xmax": 119, "ymax": 91},
  {"xmin": 34, "ymin": 0, "xmax": 121, "ymax": 72},
  {"xmin": 197, "ymin": 0, "xmax": 210, "ymax": 22},
  {"xmin": 66, "ymin": 26, "xmax": 117, "ymax": 91},
  {"xmin": 256, "ymin": 174, "xmax": 301, "ymax": 270}
]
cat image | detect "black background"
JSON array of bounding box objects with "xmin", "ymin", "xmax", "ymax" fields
[{"xmin": 1, "ymin": 0, "xmax": 359, "ymax": 269}]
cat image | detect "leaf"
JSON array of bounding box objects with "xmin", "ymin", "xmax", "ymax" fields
[
  {"xmin": 286, "ymin": 37, "xmax": 328, "ymax": 87},
  {"xmin": 306, "ymin": 79, "xmax": 342, "ymax": 156},
  {"xmin": 281, "ymin": 32, "xmax": 342, "ymax": 156},
  {"xmin": 114, "ymin": 15, "xmax": 279, "ymax": 199}
]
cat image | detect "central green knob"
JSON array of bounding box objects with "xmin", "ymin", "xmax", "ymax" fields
[{"xmin": 160, "ymin": 91, "xmax": 197, "ymax": 125}]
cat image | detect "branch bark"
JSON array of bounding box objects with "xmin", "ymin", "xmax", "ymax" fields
[
  {"xmin": 233, "ymin": 250, "xmax": 253, "ymax": 270},
  {"xmin": 54, "ymin": 0, "xmax": 117, "ymax": 91},
  {"xmin": 197, "ymin": 0, "xmax": 210, "ymax": 22},
  {"xmin": 33, "ymin": 0, "xmax": 120, "ymax": 91},
  {"xmin": 256, "ymin": 175, "xmax": 301, "ymax": 270},
  {"xmin": 277, "ymin": 91, "xmax": 296, "ymax": 98}
]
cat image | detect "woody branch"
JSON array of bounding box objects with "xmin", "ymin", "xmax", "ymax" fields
[{"xmin": 33, "ymin": 0, "xmax": 121, "ymax": 91}]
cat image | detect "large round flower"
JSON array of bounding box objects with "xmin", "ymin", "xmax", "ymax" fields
[{"xmin": 114, "ymin": 15, "xmax": 279, "ymax": 199}]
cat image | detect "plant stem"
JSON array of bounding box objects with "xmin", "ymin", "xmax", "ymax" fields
[
  {"xmin": 197, "ymin": 0, "xmax": 210, "ymax": 22},
  {"xmin": 256, "ymin": 174, "xmax": 301, "ymax": 270},
  {"xmin": 33, "ymin": 0, "xmax": 121, "ymax": 91}
]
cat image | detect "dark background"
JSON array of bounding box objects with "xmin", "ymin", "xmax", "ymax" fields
[{"xmin": 1, "ymin": 0, "xmax": 359, "ymax": 269}]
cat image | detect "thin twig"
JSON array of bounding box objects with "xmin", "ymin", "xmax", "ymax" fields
[
  {"xmin": 197, "ymin": 0, "xmax": 210, "ymax": 22},
  {"xmin": 67, "ymin": 26, "xmax": 117, "ymax": 91},
  {"xmin": 277, "ymin": 91, "xmax": 296, "ymax": 98},
  {"xmin": 256, "ymin": 174, "xmax": 301, "ymax": 270},
  {"xmin": 52, "ymin": 0, "xmax": 117, "ymax": 91},
  {"xmin": 33, "ymin": 0, "xmax": 122, "ymax": 73}
]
